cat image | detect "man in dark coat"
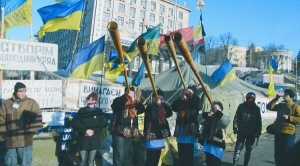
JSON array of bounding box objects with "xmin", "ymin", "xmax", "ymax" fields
[{"xmin": 233, "ymin": 92, "xmax": 262, "ymax": 166}]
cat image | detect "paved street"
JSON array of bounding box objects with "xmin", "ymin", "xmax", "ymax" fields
[{"xmin": 218, "ymin": 125, "xmax": 300, "ymax": 166}]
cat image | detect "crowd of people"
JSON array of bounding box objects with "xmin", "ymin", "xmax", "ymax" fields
[{"xmin": 0, "ymin": 82, "xmax": 300, "ymax": 166}]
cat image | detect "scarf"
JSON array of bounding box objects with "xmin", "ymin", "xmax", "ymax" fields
[{"xmin": 125, "ymin": 94, "xmax": 136, "ymax": 119}]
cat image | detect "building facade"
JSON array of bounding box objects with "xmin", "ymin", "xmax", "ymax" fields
[{"xmin": 40, "ymin": 0, "xmax": 191, "ymax": 77}]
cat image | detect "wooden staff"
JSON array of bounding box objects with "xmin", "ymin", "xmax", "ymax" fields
[
  {"xmin": 137, "ymin": 38, "xmax": 158, "ymax": 99},
  {"xmin": 164, "ymin": 35, "xmax": 186, "ymax": 89},
  {"xmin": 107, "ymin": 21, "xmax": 130, "ymax": 91},
  {"xmin": 173, "ymin": 32, "xmax": 213, "ymax": 105}
]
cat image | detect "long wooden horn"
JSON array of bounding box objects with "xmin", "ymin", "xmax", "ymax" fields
[
  {"xmin": 107, "ymin": 21, "xmax": 130, "ymax": 91},
  {"xmin": 137, "ymin": 38, "xmax": 158, "ymax": 99},
  {"xmin": 164, "ymin": 35, "xmax": 186, "ymax": 89},
  {"xmin": 173, "ymin": 32, "xmax": 213, "ymax": 105}
]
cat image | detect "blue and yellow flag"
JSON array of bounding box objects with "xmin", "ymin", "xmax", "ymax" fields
[
  {"xmin": 268, "ymin": 57, "xmax": 278, "ymax": 97},
  {"xmin": 211, "ymin": 59, "xmax": 237, "ymax": 86},
  {"xmin": 126, "ymin": 24, "xmax": 161, "ymax": 57},
  {"xmin": 0, "ymin": 0, "xmax": 32, "ymax": 33},
  {"xmin": 194, "ymin": 12, "xmax": 206, "ymax": 39},
  {"xmin": 37, "ymin": 0, "xmax": 84, "ymax": 38},
  {"xmin": 104, "ymin": 50, "xmax": 131, "ymax": 83},
  {"xmin": 132, "ymin": 62, "xmax": 145, "ymax": 86},
  {"xmin": 65, "ymin": 35, "xmax": 105, "ymax": 79}
]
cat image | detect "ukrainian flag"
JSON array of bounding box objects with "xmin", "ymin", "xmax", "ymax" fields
[
  {"xmin": 65, "ymin": 35, "xmax": 105, "ymax": 79},
  {"xmin": 0, "ymin": 0, "xmax": 32, "ymax": 33},
  {"xmin": 211, "ymin": 59, "xmax": 237, "ymax": 86},
  {"xmin": 104, "ymin": 50, "xmax": 131, "ymax": 83},
  {"xmin": 126, "ymin": 24, "xmax": 161, "ymax": 57},
  {"xmin": 37, "ymin": 0, "xmax": 84, "ymax": 38}
]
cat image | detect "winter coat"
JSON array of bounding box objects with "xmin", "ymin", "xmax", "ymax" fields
[
  {"xmin": 0, "ymin": 95, "xmax": 42, "ymax": 148},
  {"xmin": 111, "ymin": 94, "xmax": 145, "ymax": 137},
  {"xmin": 233, "ymin": 102, "xmax": 262, "ymax": 136},
  {"xmin": 144, "ymin": 102, "xmax": 172, "ymax": 140},
  {"xmin": 202, "ymin": 111, "xmax": 230, "ymax": 149},
  {"xmin": 267, "ymin": 98, "xmax": 300, "ymax": 135},
  {"xmin": 171, "ymin": 95, "xmax": 202, "ymax": 137},
  {"xmin": 75, "ymin": 106, "xmax": 106, "ymax": 151}
]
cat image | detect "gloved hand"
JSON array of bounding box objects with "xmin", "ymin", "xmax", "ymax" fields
[{"xmin": 233, "ymin": 128, "xmax": 238, "ymax": 134}]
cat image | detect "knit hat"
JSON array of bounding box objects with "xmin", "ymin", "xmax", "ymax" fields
[
  {"xmin": 14, "ymin": 82, "xmax": 26, "ymax": 92},
  {"xmin": 284, "ymin": 89, "xmax": 295, "ymax": 98}
]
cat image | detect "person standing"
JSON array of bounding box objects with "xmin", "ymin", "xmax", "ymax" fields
[
  {"xmin": 75, "ymin": 92, "xmax": 105, "ymax": 166},
  {"xmin": 266, "ymin": 89, "xmax": 300, "ymax": 166},
  {"xmin": 144, "ymin": 89, "xmax": 172, "ymax": 166},
  {"xmin": 0, "ymin": 82, "xmax": 42, "ymax": 166},
  {"xmin": 202, "ymin": 101, "xmax": 230, "ymax": 166},
  {"xmin": 111, "ymin": 86, "xmax": 145, "ymax": 166},
  {"xmin": 232, "ymin": 92, "xmax": 262, "ymax": 166},
  {"xmin": 171, "ymin": 87, "xmax": 201, "ymax": 166}
]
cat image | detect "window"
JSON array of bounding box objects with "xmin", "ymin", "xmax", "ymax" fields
[
  {"xmin": 139, "ymin": 22, "xmax": 143, "ymax": 31},
  {"xmin": 168, "ymin": 19, "xmax": 173, "ymax": 27},
  {"xmin": 168, "ymin": 8, "xmax": 173, "ymax": 16},
  {"xmin": 141, "ymin": 0, "xmax": 146, "ymax": 8},
  {"xmin": 164, "ymin": 59, "xmax": 170, "ymax": 71},
  {"xmin": 82, "ymin": 28, "xmax": 86, "ymax": 36},
  {"xmin": 101, "ymin": 26, "xmax": 107, "ymax": 36},
  {"xmin": 178, "ymin": 11, "xmax": 183, "ymax": 19},
  {"xmin": 151, "ymin": 2, "xmax": 156, "ymax": 10},
  {"xmin": 159, "ymin": 16, "xmax": 164, "ymax": 24},
  {"xmin": 160, "ymin": 5, "xmax": 165, "ymax": 13},
  {"xmin": 130, "ymin": 0, "xmax": 136, "ymax": 3},
  {"xmin": 130, "ymin": 7, "xmax": 136, "ymax": 16},
  {"xmin": 81, "ymin": 41, "xmax": 85, "ymax": 49},
  {"xmin": 103, "ymin": 13, "xmax": 110, "ymax": 22},
  {"xmin": 105, "ymin": 0, "xmax": 111, "ymax": 8},
  {"xmin": 140, "ymin": 10, "xmax": 145, "ymax": 19},
  {"xmin": 150, "ymin": 13, "xmax": 155, "ymax": 22},
  {"xmin": 160, "ymin": 28, "xmax": 163, "ymax": 34},
  {"xmin": 118, "ymin": 16, "xmax": 124, "ymax": 26},
  {"xmin": 119, "ymin": 4, "xmax": 125, "ymax": 13},
  {"xmin": 129, "ymin": 19, "xmax": 135, "ymax": 29},
  {"xmin": 178, "ymin": 22, "xmax": 183, "ymax": 29},
  {"xmin": 83, "ymin": 14, "xmax": 87, "ymax": 23},
  {"xmin": 134, "ymin": 56, "xmax": 140, "ymax": 70},
  {"xmin": 85, "ymin": 1, "xmax": 88, "ymax": 11}
]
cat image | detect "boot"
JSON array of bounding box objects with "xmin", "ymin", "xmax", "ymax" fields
[
  {"xmin": 233, "ymin": 143, "xmax": 243, "ymax": 166},
  {"xmin": 244, "ymin": 145, "xmax": 252, "ymax": 166}
]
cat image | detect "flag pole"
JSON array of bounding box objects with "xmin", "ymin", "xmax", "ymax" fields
[
  {"xmin": 1, "ymin": 7, "xmax": 4, "ymax": 38},
  {"xmin": 68, "ymin": 0, "xmax": 87, "ymax": 75}
]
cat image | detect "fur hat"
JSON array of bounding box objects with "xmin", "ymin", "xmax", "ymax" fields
[
  {"xmin": 155, "ymin": 89, "xmax": 164, "ymax": 97},
  {"xmin": 125, "ymin": 86, "xmax": 135, "ymax": 92},
  {"xmin": 213, "ymin": 101, "xmax": 223, "ymax": 110},
  {"xmin": 284, "ymin": 89, "xmax": 295, "ymax": 98},
  {"xmin": 14, "ymin": 82, "xmax": 26, "ymax": 92}
]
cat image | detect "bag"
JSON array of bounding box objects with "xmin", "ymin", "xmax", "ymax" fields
[{"xmin": 266, "ymin": 123, "xmax": 275, "ymax": 135}]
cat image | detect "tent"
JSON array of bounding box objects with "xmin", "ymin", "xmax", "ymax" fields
[{"xmin": 139, "ymin": 60, "xmax": 274, "ymax": 143}]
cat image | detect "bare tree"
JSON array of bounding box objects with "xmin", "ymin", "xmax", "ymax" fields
[
  {"xmin": 219, "ymin": 33, "xmax": 238, "ymax": 61},
  {"xmin": 201, "ymin": 36, "xmax": 218, "ymax": 65}
]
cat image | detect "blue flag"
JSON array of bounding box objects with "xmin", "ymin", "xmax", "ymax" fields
[{"xmin": 132, "ymin": 62, "xmax": 145, "ymax": 86}]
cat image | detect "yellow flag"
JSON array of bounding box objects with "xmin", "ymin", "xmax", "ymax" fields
[{"xmin": 268, "ymin": 66, "xmax": 276, "ymax": 97}]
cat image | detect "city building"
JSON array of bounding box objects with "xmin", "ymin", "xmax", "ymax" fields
[{"xmin": 40, "ymin": 0, "xmax": 191, "ymax": 78}]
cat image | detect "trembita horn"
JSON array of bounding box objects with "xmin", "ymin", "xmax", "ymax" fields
[
  {"xmin": 164, "ymin": 35, "xmax": 186, "ymax": 89},
  {"xmin": 173, "ymin": 32, "xmax": 213, "ymax": 105},
  {"xmin": 137, "ymin": 38, "xmax": 158, "ymax": 99},
  {"xmin": 107, "ymin": 21, "xmax": 130, "ymax": 91}
]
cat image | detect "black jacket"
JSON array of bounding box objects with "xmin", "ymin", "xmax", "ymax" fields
[
  {"xmin": 233, "ymin": 102, "xmax": 262, "ymax": 136},
  {"xmin": 111, "ymin": 94, "xmax": 145, "ymax": 137},
  {"xmin": 144, "ymin": 102, "xmax": 172, "ymax": 140},
  {"xmin": 75, "ymin": 106, "xmax": 105, "ymax": 151}
]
